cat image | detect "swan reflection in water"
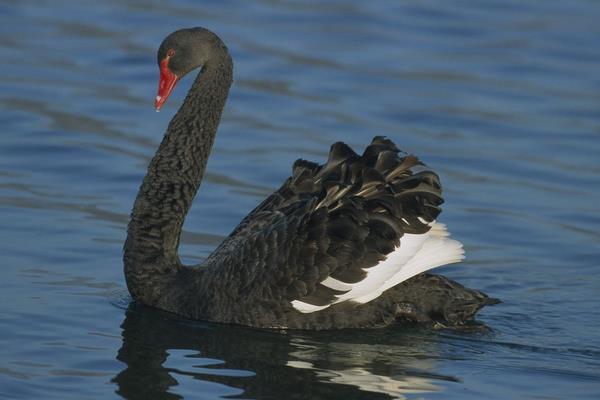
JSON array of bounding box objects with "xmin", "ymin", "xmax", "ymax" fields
[{"xmin": 113, "ymin": 304, "xmax": 460, "ymax": 399}]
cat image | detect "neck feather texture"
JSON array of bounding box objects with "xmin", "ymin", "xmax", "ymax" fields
[{"xmin": 124, "ymin": 49, "xmax": 233, "ymax": 303}]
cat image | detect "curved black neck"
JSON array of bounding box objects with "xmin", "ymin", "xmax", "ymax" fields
[{"xmin": 124, "ymin": 48, "xmax": 233, "ymax": 302}]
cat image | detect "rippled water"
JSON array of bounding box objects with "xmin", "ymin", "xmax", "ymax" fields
[{"xmin": 1, "ymin": 0, "xmax": 600, "ymax": 398}]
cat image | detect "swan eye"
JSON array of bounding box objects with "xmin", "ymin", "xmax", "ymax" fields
[{"xmin": 167, "ymin": 49, "xmax": 175, "ymax": 58}]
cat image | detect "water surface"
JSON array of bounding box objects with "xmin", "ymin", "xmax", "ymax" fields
[{"xmin": 1, "ymin": 0, "xmax": 600, "ymax": 399}]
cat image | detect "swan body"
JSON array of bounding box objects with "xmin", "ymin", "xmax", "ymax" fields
[{"xmin": 124, "ymin": 27, "xmax": 497, "ymax": 330}]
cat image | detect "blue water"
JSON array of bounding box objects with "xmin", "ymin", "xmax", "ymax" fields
[{"xmin": 1, "ymin": 0, "xmax": 600, "ymax": 398}]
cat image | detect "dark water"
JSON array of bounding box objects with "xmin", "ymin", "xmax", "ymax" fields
[{"xmin": 1, "ymin": 0, "xmax": 599, "ymax": 398}]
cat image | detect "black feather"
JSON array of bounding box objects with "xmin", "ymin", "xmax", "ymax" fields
[{"xmin": 194, "ymin": 137, "xmax": 447, "ymax": 320}]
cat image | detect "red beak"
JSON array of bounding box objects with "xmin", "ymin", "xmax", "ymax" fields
[{"xmin": 155, "ymin": 57, "xmax": 178, "ymax": 111}]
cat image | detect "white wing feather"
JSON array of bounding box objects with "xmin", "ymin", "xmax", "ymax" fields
[{"xmin": 292, "ymin": 222, "xmax": 465, "ymax": 313}]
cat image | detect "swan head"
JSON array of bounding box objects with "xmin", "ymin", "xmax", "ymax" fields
[{"xmin": 155, "ymin": 27, "xmax": 226, "ymax": 111}]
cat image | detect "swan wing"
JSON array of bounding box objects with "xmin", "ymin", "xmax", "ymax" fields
[{"xmin": 203, "ymin": 137, "xmax": 462, "ymax": 314}]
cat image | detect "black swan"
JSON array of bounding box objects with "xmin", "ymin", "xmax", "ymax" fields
[{"xmin": 124, "ymin": 27, "xmax": 498, "ymax": 330}]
